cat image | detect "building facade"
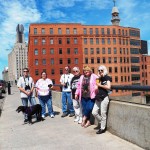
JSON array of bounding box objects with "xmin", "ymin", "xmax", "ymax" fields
[
  {"xmin": 8, "ymin": 24, "xmax": 28, "ymax": 84},
  {"xmin": 28, "ymin": 4, "xmax": 149, "ymax": 97}
]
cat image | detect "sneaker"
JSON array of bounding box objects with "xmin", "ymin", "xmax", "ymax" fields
[
  {"xmin": 61, "ymin": 112, "xmax": 68, "ymax": 118},
  {"xmin": 78, "ymin": 117, "xmax": 82, "ymax": 124},
  {"xmin": 42, "ymin": 115, "xmax": 45, "ymax": 118},
  {"xmin": 69, "ymin": 113, "xmax": 75, "ymax": 117},
  {"xmin": 74, "ymin": 116, "xmax": 79, "ymax": 122},
  {"xmin": 50, "ymin": 114, "xmax": 54, "ymax": 118},
  {"xmin": 24, "ymin": 119, "xmax": 28, "ymax": 123}
]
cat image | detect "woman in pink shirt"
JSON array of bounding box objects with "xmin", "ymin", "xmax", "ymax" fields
[
  {"xmin": 36, "ymin": 71, "xmax": 54, "ymax": 118},
  {"xmin": 75, "ymin": 66, "xmax": 98, "ymax": 128}
]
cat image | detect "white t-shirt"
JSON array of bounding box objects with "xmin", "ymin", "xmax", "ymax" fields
[
  {"xmin": 35, "ymin": 78, "xmax": 53, "ymax": 96},
  {"xmin": 60, "ymin": 73, "xmax": 74, "ymax": 92},
  {"xmin": 17, "ymin": 76, "xmax": 35, "ymax": 98}
]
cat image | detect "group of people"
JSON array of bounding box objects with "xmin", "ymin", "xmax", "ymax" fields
[{"xmin": 17, "ymin": 65, "xmax": 111, "ymax": 134}]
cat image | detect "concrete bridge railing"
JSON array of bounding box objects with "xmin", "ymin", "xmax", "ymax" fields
[{"xmin": 52, "ymin": 91, "xmax": 150, "ymax": 150}]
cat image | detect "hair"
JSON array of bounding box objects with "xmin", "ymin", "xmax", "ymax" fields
[
  {"xmin": 65, "ymin": 66, "xmax": 71, "ymax": 73},
  {"xmin": 83, "ymin": 66, "xmax": 92, "ymax": 72},
  {"xmin": 98, "ymin": 65, "xmax": 108, "ymax": 76},
  {"xmin": 23, "ymin": 68, "xmax": 29, "ymax": 72},
  {"xmin": 41, "ymin": 71, "xmax": 47, "ymax": 78},
  {"xmin": 72, "ymin": 67, "xmax": 80, "ymax": 73}
]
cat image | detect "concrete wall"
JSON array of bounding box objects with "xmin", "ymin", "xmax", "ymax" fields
[
  {"xmin": 107, "ymin": 100, "xmax": 150, "ymax": 150},
  {"xmin": 52, "ymin": 91, "xmax": 150, "ymax": 150}
]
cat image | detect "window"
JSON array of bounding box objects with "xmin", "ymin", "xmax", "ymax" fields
[
  {"xmin": 84, "ymin": 48, "xmax": 88, "ymax": 54},
  {"xmin": 68, "ymin": 58, "xmax": 71, "ymax": 64},
  {"xmin": 60, "ymin": 69, "xmax": 63, "ymax": 75},
  {"xmin": 34, "ymin": 49, "xmax": 38, "ymax": 55},
  {"xmin": 50, "ymin": 48, "xmax": 54, "ymax": 54},
  {"xmin": 85, "ymin": 58, "xmax": 88, "ymax": 64},
  {"xmin": 96, "ymin": 38, "xmax": 99, "ymax": 44},
  {"xmin": 58, "ymin": 38, "xmax": 62, "ymax": 44},
  {"xmin": 118, "ymin": 29, "xmax": 121, "ymax": 35},
  {"xmin": 58, "ymin": 28, "xmax": 62, "ymax": 34},
  {"xmin": 102, "ymin": 38, "xmax": 105, "ymax": 44},
  {"xmin": 95, "ymin": 28, "xmax": 99, "ymax": 35},
  {"xmin": 113, "ymin": 28, "xmax": 116, "ymax": 35},
  {"xmin": 108, "ymin": 48, "xmax": 111, "ymax": 54},
  {"xmin": 50, "ymin": 28, "xmax": 53, "ymax": 34},
  {"xmin": 114, "ymin": 57, "xmax": 117, "ymax": 63},
  {"xmin": 50, "ymin": 58, "xmax": 54, "ymax": 64},
  {"xmin": 66, "ymin": 28, "xmax": 70, "ymax": 34},
  {"xmin": 131, "ymin": 57, "xmax": 139, "ymax": 63},
  {"xmin": 102, "ymin": 48, "xmax": 105, "ymax": 54},
  {"xmin": 59, "ymin": 58, "xmax": 63, "ymax": 64},
  {"xmin": 51, "ymin": 69, "xmax": 55, "ymax": 75},
  {"xmin": 42, "ymin": 59, "xmax": 46, "ymax": 65},
  {"xmin": 34, "ymin": 28, "xmax": 37, "ymax": 34},
  {"xmin": 96, "ymin": 48, "xmax": 100, "ymax": 54},
  {"xmin": 130, "ymin": 40, "xmax": 140, "ymax": 46},
  {"xmin": 121, "ymin": 76, "xmax": 123, "ymax": 82},
  {"xmin": 34, "ymin": 39, "xmax": 38, "ymax": 45},
  {"xmin": 74, "ymin": 48, "xmax": 78, "ymax": 54},
  {"xmin": 107, "ymin": 28, "xmax": 110, "ymax": 35},
  {"xmin": 120, "ymin": 57, "xmax": 122, "ymax": 63},
  {"xmin": 108, "ymin": 57, "xmax": 111, "ymax": 63},
  {"xmin": 103, "ymin": 57, "xmax": 105, "ymax": 63},
  {"xmin": 67, "ymin": 48, "xmax": 70, "ymax": 54},
  {"xmin": 59, "ymin": 48, "xmax": 62, "ymax": 54},
  {"xmin": 119, "ymin": 38, "xmax": 121, "ymax": 45},
  {"xmin": 107, "ymin": 38, "xmax": 111, "ymax": 44},
  {"xmin": 109, "ymin": 67, "xmax": 112, "ymax": 73},
  {"xmin": 35, "ymin": 59, "xmax": 38, "ymax": 65},
  {"xmin": 90, "ymin": 28, "xmax": 93, "ymax": 34},
  {"xmin": 42, "ymin": 38, "xmax": 46, "ymax": 45},
  {"xmin": 67, "ymin": 38, "xmax": 70, "ymax": 44},
  {"xmin": 83, "ymin": 28, "xmax": 87, "ymax": 34},
  {"xmin": 73, "ymin": 28, "xmax": 77, "ymax": 34},
  {"xmin": 113, "ymin": 38, "xmax": 116, "ymax": 44},
  {"xmin": 35, "ymin": 69, "xmax": 39, "ymax": 76},
  {"xmin": 74, "ymin": 38, "xmax": 77, "ymax": 44},
  {"xmin": 91, "ymin": 58, "xmax": 94, "ymax": 64},
  {"xmin": 84, "ymin": 38, "xmax": 87, "ymax": 44},
  {"xmin": 74, "ymin": 58, "xmax": 78, "ymax": 64},
  {"xmin": 120, "ymin": 48, "xmax": 122, "ymax": 54},
  {"xmin": 90, "ymin": 48, "xmax": 94, "ymax": 54},
  {"xmin": 115, "ymin": 67, "xmax": 118, "ymax": 73},
  {"xmin": 114, "ymin": 48, "xmax": 117, "ymax": 54},
  {"xmin": 115, "ymin": 76, "xmax": 118, "ymax": 82},
  {"xmin": 42, "ymin": 48, "xmax": 46, "ymax": 55},
  {"xmin": 90, "ymin": 38, "xmax": 93, "ymax": 44},
  {"xmin": 97, "ymin": 57, "xmax": 100, "ymax": 63},
  {"xmin": 41, "ymin": 28, "xmax": 45, "ymax": 34},
  {"xmin": 50, "ymin": 39, "xmax": 54, "ymax": 44},
  {"xmin": 101, "ymin": 28, "xmax": 104, "ymax": 35},
  {"xmin": 122, "ymin": 30, "xmax": 124, "ymax": 36}
]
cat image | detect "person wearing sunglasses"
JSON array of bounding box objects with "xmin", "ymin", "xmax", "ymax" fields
[
  {"xmin": 75, "ymin": 66, "xmax": 98, "ymax": 128},
  {"xmin": 70, "ymin": 67, "xmax": 82, "ymax": 124},
  {"xmin": 17, "ymin": 68, "xmax": 36, "ymax": 123},
  {"xmin": 60, "ymin": 66, "xmax": 74, "ymax": 117},
  {"xmin": 92, "ymin": 65, "xmax": 111, "ymax": 134}
]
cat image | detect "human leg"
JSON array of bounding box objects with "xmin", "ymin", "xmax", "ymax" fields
[
  {"xmin": 72, "ymin": 99, "xmax": 79, "ymax": 121},
  {"xmin": 46, "ymin": 95, "xmax": 54, "ymax": 117},
  {"xmin": 38, "ymin": 96, "xmax": 46, "ymax": 117},
  {"xmin": 29, "ymin": 97, "xmax": 36, "ymax": 106},
  {"xmin": 61, "ymin": 92, "xmax": 67, "ymax": 113},
  {"xmin": 21, "ymin": 98, "xmax": 28, "ymax": 120},
  {"xmin": 66, "ymin": 92, "xmax": 74, "ymax": 116},
  {"xmin": 92, "ymin": 100, "xmax": 101, "ymax": 123}
]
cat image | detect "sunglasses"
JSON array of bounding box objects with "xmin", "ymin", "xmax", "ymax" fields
[
  {"xmin": 73, "ymin": 71, "xmax": 78, "ymax": 73},
  {"xmin": 98, "ymin": 70, "xmax": 103, "ymax": 72},
  {"xmin": 23, "ymin": 70, "xmax": 28, "ymax": 72}
]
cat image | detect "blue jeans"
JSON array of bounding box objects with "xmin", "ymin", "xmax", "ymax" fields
[
  {"xmin": 62, "ymin": 91, "xmax": 74, "ymax": 114},
  {"xmin": 21, "ymin": 97, "xmax": 36, "ymax": 119},
  {"xmin": 38, "ymin": 95, "xmax": 54, "ymax": 116},
  {"xmin": 81, "ymin": 97, "xmax": 95, "ymax": 119}
]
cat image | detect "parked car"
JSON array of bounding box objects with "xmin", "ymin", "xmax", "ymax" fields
[{"xmin": 0, "ymin": 80, "xmax": 6, "ymax": 93}]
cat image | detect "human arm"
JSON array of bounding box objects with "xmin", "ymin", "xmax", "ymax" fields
[{"xmin": 96, "ymin": 80, "xmax": 111, "ymax": 90}]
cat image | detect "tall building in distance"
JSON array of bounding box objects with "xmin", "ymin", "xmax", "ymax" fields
[
  {"xmin": 8, "ymin": 24, "xmax": 28, "ymax": 84},
  {"xmin": 28, "ymin": 2, "xmax": 149, "ymax": 98}
]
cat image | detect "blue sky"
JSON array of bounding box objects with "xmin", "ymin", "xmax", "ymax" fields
[{"xmin": 0, "ymin": 0, "xmax": 150, "ymax": 79}]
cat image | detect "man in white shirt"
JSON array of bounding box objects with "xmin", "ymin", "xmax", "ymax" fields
[
  {"xmin": 60, "ymin": 66, "xmax": 74, "ymax": 117},
  {"xmin": 17, "ymin": 68, "xmax": 36, "ymax": 123}
]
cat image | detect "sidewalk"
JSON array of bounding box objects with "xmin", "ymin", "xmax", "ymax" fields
[{"xmin": 0, "ymin": 86, "xmax": 143, "ymax": 150}]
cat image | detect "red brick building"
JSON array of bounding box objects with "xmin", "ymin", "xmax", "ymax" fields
[{"xmin": 28, "ymin": 5, "xmax": 149, "ymax": 97}]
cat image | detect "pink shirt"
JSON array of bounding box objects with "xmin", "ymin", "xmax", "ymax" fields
[
  {"xmin": 36, "ymin": 78, "xmax": 53, "ymax": 96},
  {"xmin": 75, "ymin": 73, "xmax": 98, "ymax": 101}
]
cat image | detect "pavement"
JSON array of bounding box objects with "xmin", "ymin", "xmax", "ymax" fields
[{"xmin": 0, "ymin": 86, "xmax": 143, "ymax": 150}]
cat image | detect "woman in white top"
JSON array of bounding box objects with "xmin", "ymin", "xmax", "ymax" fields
[{"xmin": 35, "ymin": 71, "xmax": 54, "ymax": 118}]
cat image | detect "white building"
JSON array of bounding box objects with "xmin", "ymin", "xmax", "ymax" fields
[{"xmin": 8, "ymin": 24, "xmax": 28, "ymax": 84}]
